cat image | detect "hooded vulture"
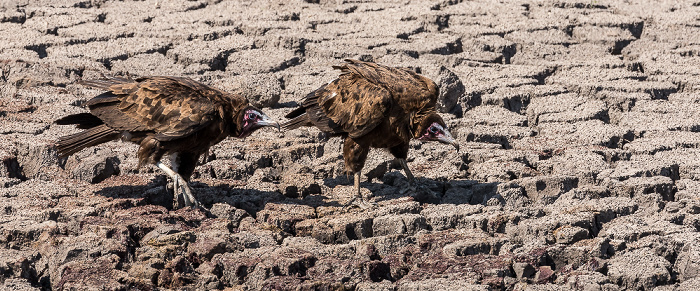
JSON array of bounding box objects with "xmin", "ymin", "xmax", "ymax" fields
[
  {"xmin": 55, "ymin": 76, "xmax": 279, "ymax": 208},
  {"xmin": 283, "ymin": 59, "xmax": 459, "ymax": 206}
]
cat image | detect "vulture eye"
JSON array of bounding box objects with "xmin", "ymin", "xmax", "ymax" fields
[
  {"xmin": 247, "ymin": 113, "xmax": 257, "ymax": 120},
  {"xmin": 429, "ymin": 126, "xmax": 439, "ymax": 134}
]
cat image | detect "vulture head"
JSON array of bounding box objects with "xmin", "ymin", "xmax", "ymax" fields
[
  {"xmin": 237, "ymin": 106, "xmax": 280, "ymax": 138},
  {"xmin": 415, "ymin": 112, "xmax": 459, "ymax": 152}
]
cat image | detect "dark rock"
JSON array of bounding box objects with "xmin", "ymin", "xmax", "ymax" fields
[{"xmin": 63, "ymin": 148, "xmax": 120, "ymax": 183}]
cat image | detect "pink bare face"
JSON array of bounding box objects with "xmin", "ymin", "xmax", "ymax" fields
[
  {"xmin": 418, "ymin": 122, "xmax": 446, "ymax": 140},
  {"xmin": 418, "ymin": 122, "xmax": 459, "ymax": 151},
  {"xmin": 239, "ymin": 109, "xmax": 279, "ymax": 138}
]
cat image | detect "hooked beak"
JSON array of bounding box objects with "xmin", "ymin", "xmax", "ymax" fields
[
  {"xmin": 258, "ymin": 113, "xmax": 281, "ymax": 132},
  {"xmin": 437, "ymin": 130, "xmax": 460, "ymax": 152}
]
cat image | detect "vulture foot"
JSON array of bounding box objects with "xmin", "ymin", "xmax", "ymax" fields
[
  {"xmin": 398, "ymin": 158, "xmax": 416, "ymax": 184},
  {"xmin": 344, "ymin": 171, "xmax": 376, "ymax": 210},
  {"xmin": 157, "ymin": 162, "xmax": 201, "ymax": 209}
]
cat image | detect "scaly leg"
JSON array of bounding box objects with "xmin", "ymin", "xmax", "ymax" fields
[
  {"xmin": 156, "ymin": 161, "xmax": 200, "ymax": 208},
  {"xmin": 398, "ymin": 158, "xmax": 415, "ymax": 184},
  {"xmin": 169, "ymin": 154, "xmax": 181, "ymax": 208},
  {"xmin": 345, "ymin": 171, "xmax": 376, "ymax": 210},
  {"xmin": 354, "ymin": 171, "xmax": 361, "ymax": 199}
]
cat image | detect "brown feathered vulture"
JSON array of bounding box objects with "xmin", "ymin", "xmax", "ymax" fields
[
  {"xmin": 55, "ymin": 76, "xmax": 279, "ymax": 208},
  {"xmin": 283, "ymin": 59, "xmax": 459, "ymax": 206}
]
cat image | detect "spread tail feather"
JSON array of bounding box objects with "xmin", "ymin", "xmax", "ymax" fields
[
  {"xmin": 78, "ymin": 76, "xmax": 133, "ymax": 90},
  {"xmin": 281, "ymin": 114, "xmax": 311, "ymax": 130},
  {"xmin": 54, "ymin": 113, "xmax": 104, "ymax": 129},
  {"xmin": 56, "ymin": 124, "xmax": 119, "ymax": 158}
]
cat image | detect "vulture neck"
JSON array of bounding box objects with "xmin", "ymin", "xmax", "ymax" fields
[
  {"xmin": 230, "ymin": 106, "xmax": 249, "ymax": 137},
  {"xmin": 217, "ymin": 93, "xmax": 249, "ymax": 137},
  {"xmin": 411, "ymin": 110, "xmax": 440, "ymax": 138}
]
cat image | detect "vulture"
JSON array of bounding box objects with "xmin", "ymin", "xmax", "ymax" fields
[
  {"xmin": 55, "ymin": 76, "xmax": 279, "ymax": 208},
  {"xmin": 283, "ymin": 59, "xmax": 459, "ymax": 206}
]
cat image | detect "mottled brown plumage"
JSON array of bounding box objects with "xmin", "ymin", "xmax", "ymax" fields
[
  {"xmin": 55, "ymin": 76, "xmax": 279, "ymax": 208},
  {"xmin": 283, "ymin": 59, "xmax": 458, "ymax": 206}
]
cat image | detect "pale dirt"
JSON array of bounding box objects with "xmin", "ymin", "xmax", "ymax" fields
[{"xmin": 1, "ymin": 0, "xmax": 700, "ymax": 290}]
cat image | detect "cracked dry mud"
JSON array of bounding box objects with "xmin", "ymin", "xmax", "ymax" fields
[{"xmin": 1, "ymin": 0, "xmax": 699, "ymax": 290}]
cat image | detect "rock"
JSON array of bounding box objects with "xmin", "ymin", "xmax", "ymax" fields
[
  {"xmin": 553, "ymin": 226, "xmax": 590, "ymax": 244},
  {"xmin": 508, "ymin": 213, "xmax": 595, "ymax": 245},
  {"xmin": 208, "ymin": 203, "xmax": 249, "ymax": 228},
  {"xmin": 298, "ymin": 213, "xmax": 373, "ymax": 244},
  {"xmin": 397, "ymin": 278, "xmax": 490, "ymax": 291},
  {"xmin": 210, "ymin": 74, "xmax": 282, "ymax": 108},
  {"xmin": 513, "ymin": 262, "xmax": 536, "ymax": 280},
  {"xmin": 609, "ymin": 176, "xmax": 675, "ymax": 201},
  {"xmin": 607, "ymin": 248, "xmax": 671, "ymax": 290},
  {"xmin": 564, "ymin": 271, "xmax": 610, "ymax": 291},
  {"xmin": 421, "ymin": 204, "xmax": 484, "ymax": 231},
  {"xmin": 534, "ymin": 265, "xmax": 555, "ymax": 284},
  {"xmin": 15, "ymin": 137, "xmax": 61, "ymax": 181},
  {"xmin": 63, "ymin": 148, "xmax": 120, "ymax": 183},
  {"xmin": 674, "ymin": 242, "xmax": 700, "ymax": 282},
  {"xmin": 517, "ymin": 176, "xmax": 579, "ymax": 204},
  {"xmin": 424, "ymin": 66, "xmax": 465, "ymax": 113},
  {"xmin": 256, "ymin": 202, "xmax": 316, "ymax": 234},
  {"xmin": 527, "ymin": 93, "xmax": 608, "ymax": 125},
  {"xmin": 52, "ymin": 253, "xmax": 129, "ymax": 290},
  {"xmin": 226, "ymin": 48, "xmax": 300, "ymax": 75},
  {"xmin": 372, "ymin": 214, "xmax": 427, "ymax": 236},
  {"xmin": 0, "ymin": 279, "xmax": 40, "ymax": 291},
  {"xmin": 277, "ymin": 164, "xmax": 321, "ymax": 198},
  {"xmin": 442, "ymin": 235, "xmax": 507, "ymax": 257}
]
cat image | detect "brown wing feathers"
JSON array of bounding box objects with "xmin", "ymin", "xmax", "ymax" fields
[
  {"xmin": 78, "ymin": 76, "xmax": 134, "ymax": 91},
  {"xmin": 55, "ymin": 76, "xmax": 229, "ymax": 159},
  {"xmin": 283, "ymin": 59, "xmax": 409, "ymax": 139}
]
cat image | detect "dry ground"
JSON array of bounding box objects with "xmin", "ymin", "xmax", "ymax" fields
[{"xmin": 1, "ymin": 0, "xmax": 700, "ymax": 290}]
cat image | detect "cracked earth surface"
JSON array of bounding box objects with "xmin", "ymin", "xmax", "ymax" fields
[{"xmin": 1, "ymin": 0, "xmax": 700, "ymax": 290}]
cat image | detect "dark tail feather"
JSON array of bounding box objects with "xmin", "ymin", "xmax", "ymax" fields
[
  {"xmin": 56, "ymin": 124, "xmax": 119, "ymax": 158},
  {"xmin": 78, "ymin": 76, "xmax": 133, "ymax": 90},
  {"xmin": 284, "ymin": 106, "xmax": 307, "ymax": 119},
  {"xmin": 281, "ymin": 114, "xmax": 311, "ymax": 130},
  {"xmin": 54, "ymin": 113, "xmax": 104, "ymax": 129}
]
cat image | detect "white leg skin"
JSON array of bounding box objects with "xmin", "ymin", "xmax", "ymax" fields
[
  {"xmin": 169, "ymin": 154, "xmax": 180, "ymax": 207},
  {"xmin": 156, "ymin": 161, "xmax": 200, "ymax": 208}
]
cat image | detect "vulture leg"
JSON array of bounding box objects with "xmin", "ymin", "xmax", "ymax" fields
[
  {"xmin": 170, "ymin": 154, "xmax": 182, "ymax": 208},
  {"xmin": 354, "ymin": 171, "xmax": 361, "ymax": 198},
  {"xmin": 346, "ymin": 171, "xmax": 375, "ymax": 209},
  {"xmin": 398, "ymin": 158, "xmax": 415, "ymax": 184},
  {"xmin": 389, "ymin": 144, "xmax": 414, "ymax": 184},
  {"xmin": 156, "ymin": 161, "xmax": 200, "ymax": 208},
  {"xmin": 343, "ymin": 138, "xmax": 375, "ymax": 209}
]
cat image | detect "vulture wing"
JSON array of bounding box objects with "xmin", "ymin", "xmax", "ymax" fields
[
  {"xmin": 284, "ymin": 59, "xmax": 439, "ymax": 139},
  {"xmin": 315, "ymin": 75, "xmax": 392, "ymax": 138},
  {"xmin": 334, "ymin": 59, "xmax": 438, "ymax": 114},
  {"xmin": 81, "ymin": 76, "xmax": 219, "ymax": 141}
]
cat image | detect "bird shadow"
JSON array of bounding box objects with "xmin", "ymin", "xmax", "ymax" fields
[
  {"xmin": 94, "ymin": 174, "xmax": 346, "ymax": 218},
  {"xmin": 322, "ymin": 170, "xmax": 502, "ymax": 206}
]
